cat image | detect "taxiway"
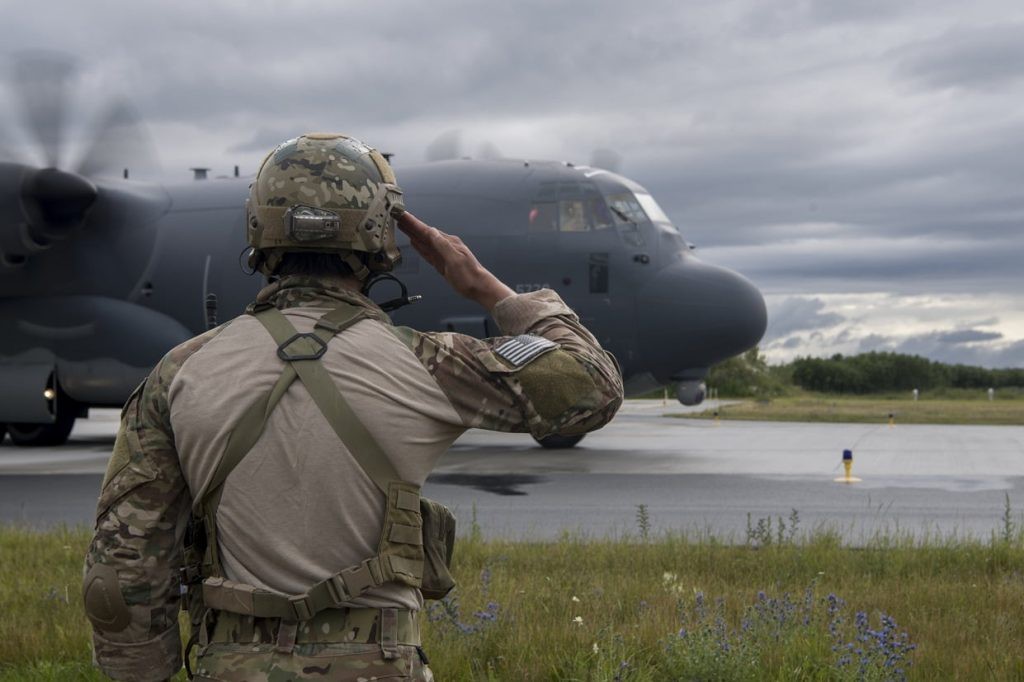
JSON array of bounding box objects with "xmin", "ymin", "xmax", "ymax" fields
[{"xmin": 1, "ymin": 401, "xmax": 1021, "ymax": 541}]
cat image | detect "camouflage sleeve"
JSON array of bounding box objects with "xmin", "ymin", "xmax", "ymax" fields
[
  {"xmin": 391, "ymin": 289, "xmax": 623, "ymax": 439},
  {"xmin": 82, "ymin": 330, "xmax": 218, "ymax": 681}
]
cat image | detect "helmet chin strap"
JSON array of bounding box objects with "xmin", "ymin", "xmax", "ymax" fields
[
  {"xmin": 341, "ymin": 252, "xmax": 371, "ymax": 281},
  {"xmin": 361, "ymin": 273, "xmax": 422, "ymax": 312}
]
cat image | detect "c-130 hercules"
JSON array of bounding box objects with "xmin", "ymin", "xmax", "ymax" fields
[{"xmin": 0, "ymin": 56, "xmax": 766, "ymax": 449}]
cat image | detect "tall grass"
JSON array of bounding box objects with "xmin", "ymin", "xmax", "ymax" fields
[{"xmin": 2, "ymin": 520, "xmax": 1023, "ymax": 680}]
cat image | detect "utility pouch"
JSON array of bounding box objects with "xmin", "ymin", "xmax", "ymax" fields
[
  {"xmin": 180, "ymin": 515, "xmax": 207, "ymax": 618},
  {"xmin": 419, "ymin": 497, "xmax": 457, "ymax": 600}
]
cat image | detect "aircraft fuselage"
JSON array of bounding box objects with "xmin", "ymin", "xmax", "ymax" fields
[{"xmin": 0, "ymin": 159, "xmax": 766, "ymax": 435}]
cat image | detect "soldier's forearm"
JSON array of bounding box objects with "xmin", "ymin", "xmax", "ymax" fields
[{"xmin": 473, "ymin": 274, "xmax": 516, "ymax": 312}]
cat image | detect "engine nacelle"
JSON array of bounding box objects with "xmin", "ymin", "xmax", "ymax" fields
[{"xmin": 676, "ymin": 380, "xmax": 707, "ymax": 406}]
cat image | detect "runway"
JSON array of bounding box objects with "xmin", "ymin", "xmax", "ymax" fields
[{"xmin": 2, "ymin": 401, "xmax": 1022, "ymax": 541}]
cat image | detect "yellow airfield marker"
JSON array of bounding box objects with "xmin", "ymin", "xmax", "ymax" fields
[
  {"xmin": 835, "ymin": 449, "xmax": 862, "ymax": 483},
  {"xmin": 888, "ymin": 412, "xmax": 895, "ymax": 428},
  {"xmin": 713, "ymin": 410, "xmax": 720, "ymax": 426}
]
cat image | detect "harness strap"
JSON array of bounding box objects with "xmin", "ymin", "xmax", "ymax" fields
[
  {"xmin": 201, "ymin": 364, "xmax": 297, "ymax": 574},
  {"xmin": 201, "ymin": 556, "xmax": 386, "ymax": 620},
  {"xmin": 381, "ymin": 607, "xmax": 400, "ymax": 660},
  {"xmin": 252, "ymin": 305, "xmax": 402, "ymax": 494},
  {"xmin": 192, "ymin": 303, "xmax": 426, "ymax": 621},
  {"xmin": 196, "ymin": 303, "xmax": 371, "ymax": 577}
]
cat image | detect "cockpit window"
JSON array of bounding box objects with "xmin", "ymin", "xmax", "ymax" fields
[
  {"xmin": 528, "ymin": 202, "xmax": 558, "ymax": 232},
  {"xmin": 560, "ymin": 200, "xmax": 586, "ymax": 232},
  {"xmin": 634, "ymin": 193, "xmax": 672, "ymax": 225},
  {"xmin": 605, "ymin": 193, "xmax": 646, "ymax": 246},
  {"xmin": 587, "ymin": 195, "xmax": 614, "ymax": 230},
  {"xmin": 605, "ymin": 193, "xmax": 647, "ymax": 223},
  {"xmin": 529, "ymin": 196, "xmax": 615, "ymax": 232}
]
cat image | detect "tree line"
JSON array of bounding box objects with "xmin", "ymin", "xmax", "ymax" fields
[{"xmin": 706, "ymin": 349, "xmax": 1024, "ymax": 396}]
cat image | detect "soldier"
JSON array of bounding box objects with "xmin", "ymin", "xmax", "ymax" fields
[{"xmin": 82, "ymin": 133, "xmax": 623, "ymax": 681}]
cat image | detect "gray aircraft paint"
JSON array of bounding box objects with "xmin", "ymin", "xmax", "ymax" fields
[{"xmin": 0, "ymin": 157, "xmax": 766, "ymax": 443}]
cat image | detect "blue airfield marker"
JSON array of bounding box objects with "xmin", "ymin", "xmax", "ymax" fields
[{"xmin": 835, "ymin": 448, "xmax": 862, "ymax": 483}]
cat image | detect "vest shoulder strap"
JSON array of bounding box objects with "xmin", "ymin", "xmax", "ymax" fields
[
  {"xmin": 251, "ymin": 305, "xmax": 402, "ymax": 493},
  {"xmin": 193, "ymin": 303, "xmax": 426, "ymax": 612}
]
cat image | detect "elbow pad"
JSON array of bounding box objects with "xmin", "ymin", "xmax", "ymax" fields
[
  {"xmin": 516, "ymin": 349, "xmax": 597, "ymax": 419},
  {"xmin": 83, "ymin": 563, "xmax": 131, "ymax": 632}
]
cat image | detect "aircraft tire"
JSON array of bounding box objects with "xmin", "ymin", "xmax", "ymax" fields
[
  {"xmin": 7, "ymin": 412, "xmax": 76, "ymax": 447},
  {"xmin": 535, "ymin": 433, "xmax": 585, "ymax": 449},
  {"xmin": 0, "ymin": 423, "xmax": 7, "ymax": 444}
]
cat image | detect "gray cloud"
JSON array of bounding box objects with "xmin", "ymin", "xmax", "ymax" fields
[
  {"xmin": 934, "ymin": 329, "xmax": 1003, "ymax": 345},
  {"xmin": 1, "ymin": 0, "xmax": 1022, "ymax": 366},
  {"xmin": 705, "ymin": 235, "xmax": 1024, "ymax": 295},
  {"xmin": 227, "ymin": 127, "xmax": 314, "ymax": 154},
  {"xmin": 857, "ymin": 329, "xmax": 1024, "ymax": 368},
  {"xmin": 765, "ymin": 297, "xmax": 844, "ymax": 340},
  {"xmin": 896, "ymin": 23, "xmax": 1024, "ymax": 90}
]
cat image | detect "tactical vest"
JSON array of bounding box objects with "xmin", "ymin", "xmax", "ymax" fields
[{"xmin": 181, "ymin": 302, "xmax": 456, "ymax": 629}]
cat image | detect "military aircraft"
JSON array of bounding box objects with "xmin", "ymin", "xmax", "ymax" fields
[{"xmin": 0, "ymin": 57, "xmax": 766, "ymax": 449}]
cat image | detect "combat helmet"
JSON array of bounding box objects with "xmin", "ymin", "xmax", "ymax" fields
[{"xmin": 246, "ymin": 133, "xmax": 405, "ymax": 279}]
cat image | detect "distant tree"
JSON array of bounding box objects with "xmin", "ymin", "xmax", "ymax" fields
[
  {"xmin": 787, "ymin": 351, "xmax": 1022, "ymax": 394},
  {"xmin": 707, "ymin": 346, "xmax": 785, "ymax": 397}
]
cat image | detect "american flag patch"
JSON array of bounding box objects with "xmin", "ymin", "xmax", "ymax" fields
[{"xmin": 495, "ymin": 334, "xmax": 557, "ymax": 367}]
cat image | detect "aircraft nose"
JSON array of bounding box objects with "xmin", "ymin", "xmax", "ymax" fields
[{"xmin": 636, "ymin": 257, "xmax": 767, "ymax": 380}]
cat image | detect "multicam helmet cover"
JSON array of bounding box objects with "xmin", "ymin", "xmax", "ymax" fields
[{"xmin": 246, "ymin": 133, "xmax": 405, "ymax": 278}]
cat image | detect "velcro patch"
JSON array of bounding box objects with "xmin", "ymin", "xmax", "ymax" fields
[{"xmin": 495, "ymin": 335, "xmax": 557, "ymax": 367}]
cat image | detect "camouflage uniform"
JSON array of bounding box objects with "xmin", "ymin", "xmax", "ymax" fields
[{"xmin": 83, "ymin": 275, "xmax": 623, "ymax": 681}]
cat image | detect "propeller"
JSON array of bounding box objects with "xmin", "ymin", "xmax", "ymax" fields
[
  {"xmin": 0, "ymin": 52, "xmax": 159, "ymax": 268},
  {"xmin": 12, "ymin": 53, "xmax": 74, "ymax": 168},
  {"xmin": 424, "ymin": 129, "xmax": 462, "ymax": 162},
  {"xmin": 589, "ymin": 148, "xmax": 622, "ymax": 173},
  {"xmin": 424, "ymin": 129, "xmax": 505, "ymax": 163}
]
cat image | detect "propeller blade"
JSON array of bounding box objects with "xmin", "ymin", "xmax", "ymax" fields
[
  {"xmin": 11, "ymin": 53, "xmax": 75, "ymax": 168},
  {"xmin": 477, "ymin": 140, "xmax": 503, "ymax": 160},
  {"xmin": 75, "ymin": 100, "xmax": 158, "ymax": 178},
  {"xmin": 425, "ymin": 129, "xmax": 462, "ymax": 162},
  {"xmin": 589, "ymin": 148, "xmax": 622, "ymax": 173}
]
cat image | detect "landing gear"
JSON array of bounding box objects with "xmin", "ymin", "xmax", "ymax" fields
[
  {"xmin": 5, "ymin": 383, "xmax": 79, "ymax": 447},
  {"xmin": 534, "ymin": 433, "xmax": 585, "ymax": 449},
  {"xmin": 7, "ymin": 411, "xmax": 77, "ymax": 447},
  {"xmin": 0, "ymin": 423, "xmax": 7, "ymax": 444}
]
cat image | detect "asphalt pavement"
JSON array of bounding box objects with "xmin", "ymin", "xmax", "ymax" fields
[{"xmin": 2, "ymin": 401, "xmax": 1022, "ymax": 542}]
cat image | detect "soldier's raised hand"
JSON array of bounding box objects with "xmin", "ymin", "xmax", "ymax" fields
[{"xmin": 397, "ymin": 212, "xmax": 514, "ymax": 311}]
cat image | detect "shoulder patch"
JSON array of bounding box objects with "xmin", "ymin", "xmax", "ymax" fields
[{"xmin": 495, "ymin": 334, "xmax": 557, "ymax": 367}]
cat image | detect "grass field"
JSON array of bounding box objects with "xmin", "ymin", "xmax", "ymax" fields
[
  {"xmin": 672, "ymin": 392, "xmax": 1024, "ymax": 426},
  {"xmin": 3, "ymin": 516, "xmax": 1024, "ymax": 681}
]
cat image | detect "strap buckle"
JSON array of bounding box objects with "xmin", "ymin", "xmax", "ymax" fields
[
  {"xmin": 288, "ymin": 595, "xmax": 314, "ymax": 621},
  {"xmin": 277, "ymin": 333, "xmax": 328, "ymax": 362},
  {"xmin": 326, "ymin": 574, "xmax": 351, "ymax": 606}
]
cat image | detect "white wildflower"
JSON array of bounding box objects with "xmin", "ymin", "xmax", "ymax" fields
[
  {"xmin": 592, "ymin": 642, "xmax": 600, "ymax": 654},
  {"xmin": 572, "ymin": 616, "xmax": 583, "ymax": 625},
  {"xmin": 571, "ymin": 595, "xmax": 580, "ymax": 603}
]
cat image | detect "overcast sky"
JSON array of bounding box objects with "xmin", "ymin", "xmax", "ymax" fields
[{"xmin": 2, "ymin": 0, "xmax": 1022, "ymax": 368}]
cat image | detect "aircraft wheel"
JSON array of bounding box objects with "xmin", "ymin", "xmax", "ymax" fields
[
  {"xmin": 0, "ymin": 423, "xmax": 7, "ymax": 444},
  {"xmin": 7, "ymin": 412, "xmax": 76, "ymax": 447},
  {"xmin": 535, "ymin": 433, "xmax": 585, "ymax": 449}
]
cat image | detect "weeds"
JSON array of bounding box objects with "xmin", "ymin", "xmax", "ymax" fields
[
  {"xmin": 662, "ymin": 584, "xmax": 916, "ymax": 681},
  {"xmin": 1001, "ymin": 492, "xmax": 1016, "ymax": 544},
  {"xmin": 635, "ymin": 503, "xmax": 651, "ymax": 541},
  {"xmin": 3, "ymin": 514, "xmax": 1024, "ymax": 680}
]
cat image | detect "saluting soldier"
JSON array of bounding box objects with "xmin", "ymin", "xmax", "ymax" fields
[{"xmin": 82, "ymin": 133, "xmax": 623, "ymax": 681}]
